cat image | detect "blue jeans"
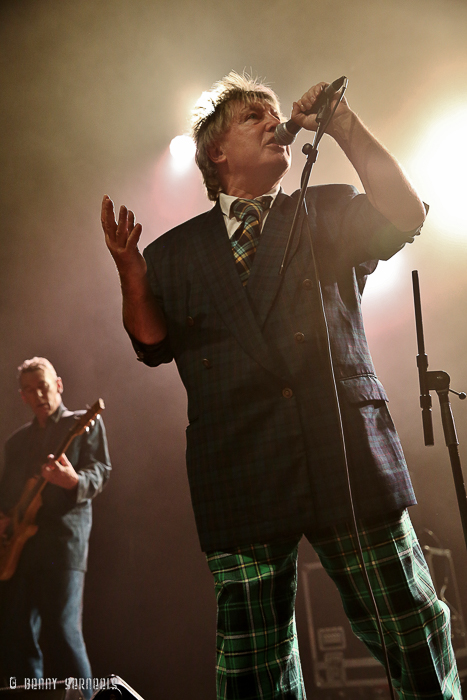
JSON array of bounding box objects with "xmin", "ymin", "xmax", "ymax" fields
[{"xmin": 0, "ymin": 568, "xmax": 92, "ymax": 700}]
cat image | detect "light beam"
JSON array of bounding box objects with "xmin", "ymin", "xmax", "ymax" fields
[{"xmin": 169, "ymin": 135, "xmax": 196, "ymax": 172}]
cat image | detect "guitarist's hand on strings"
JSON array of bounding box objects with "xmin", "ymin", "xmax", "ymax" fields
[{"xmin": 41, "ymin": 454, "xmax": 80, "ymax": 490}]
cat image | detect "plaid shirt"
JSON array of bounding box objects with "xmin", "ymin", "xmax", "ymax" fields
[{"xmin": 133, "ymin": 185, "xmax": 420, "ymax": 551}]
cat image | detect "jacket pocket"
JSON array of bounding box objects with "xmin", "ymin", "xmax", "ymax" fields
[{"xmin": 338, "ymin": 374, "xmax": 388, "ymax": 404}]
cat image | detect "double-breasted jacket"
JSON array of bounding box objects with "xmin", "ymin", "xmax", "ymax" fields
[{"xmin": 134, "ymin": 185, "xmax": 419, "ymax": 551}]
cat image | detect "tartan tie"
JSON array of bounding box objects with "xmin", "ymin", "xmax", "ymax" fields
[{"xmin": 230, "ymin": 196, "xmax": 272, "ymax": 286}]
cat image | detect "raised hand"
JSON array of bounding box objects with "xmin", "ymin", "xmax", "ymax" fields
[
  {"xmin": 101, "ymin": 194, "xmax": 168, "ymax": 343},
  {"xmin": 289, "ymin": 84, "xmax": 425, "ymax": 231},
  {"xmin": 291, "ymin": 81, "xmax": 350, "ymax": 134},
  {"xmin": 101, "ymin": 195, "xmax": 147, "ymax": 281}
]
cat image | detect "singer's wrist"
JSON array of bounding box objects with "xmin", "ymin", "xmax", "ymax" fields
[{"xmin": 326, "ymin": 109, "xmax": 358, "ymax": 144}]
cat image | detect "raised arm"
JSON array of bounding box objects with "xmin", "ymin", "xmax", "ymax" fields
[
  {"xmin": 291, "ymin": 83, "xmax": 426, "ymax": 232},
  {"xmin": 101, "ymin": 195, "xmax": 167, "ymax": 345}
]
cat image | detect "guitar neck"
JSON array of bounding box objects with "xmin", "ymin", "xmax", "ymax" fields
[
  {"xmin": 30, "ymin": 431, "xmax": 72, "ymax": 497},
  {"xmin": 53, "ymin": 426, "xmax": 78, "ymax": 462},
  {"xmin": 27, "ymin": 421, "xmax": 81, "ymax": 501},
  {"xmin": 18, "ymin": 399, "xmax": 105, "ymax": 518}
]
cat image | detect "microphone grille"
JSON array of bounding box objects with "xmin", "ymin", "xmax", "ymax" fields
[{"xmin": 274, "ymin": 122, "xmax": 296, "ymax": 146}]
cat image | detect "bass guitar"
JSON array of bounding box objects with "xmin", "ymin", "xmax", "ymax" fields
[{"xmin": 0, "ymin": 398, "xmax": 105, "ymax": 581}]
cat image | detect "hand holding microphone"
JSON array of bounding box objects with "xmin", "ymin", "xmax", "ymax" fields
[{"xmin": 275, "ymin": 76, "xmax": 348, "ymax": 145}]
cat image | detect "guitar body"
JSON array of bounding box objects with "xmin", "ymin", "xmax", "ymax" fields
[{"xmin": 0, "ymin": 477, "xmax": 42, "ymax": 581}]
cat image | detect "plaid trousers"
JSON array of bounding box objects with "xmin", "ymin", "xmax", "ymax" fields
[{"xmin": 206, "ymin": 510, "xmax": 462, "ymax": 700}]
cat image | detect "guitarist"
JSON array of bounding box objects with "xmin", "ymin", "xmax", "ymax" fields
[{"xmin": 0, "ymin": 357, "xmax": 111, "ymax": 699}]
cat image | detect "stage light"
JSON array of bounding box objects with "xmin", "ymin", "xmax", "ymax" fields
[
  {"xmin": 364, "ymin": 252, "xmax": 406, "ymax": 302},
  {"xmin": 169, "ymin": 134, "xmax": 196, "ymax": 172},
  {"xmin": 409, "ymin": 105, "xmax": 467, "ymax": 239}
]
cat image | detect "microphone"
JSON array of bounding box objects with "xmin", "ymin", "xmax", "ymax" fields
[{"xmin": 274, "ymin": 76, "xmax": 347, "ymax": 146}]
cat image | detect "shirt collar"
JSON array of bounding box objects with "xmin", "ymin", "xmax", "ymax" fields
[
  {"xmin": 219, "ymin": 185, "xmax": 281, "ymax": 221},
  {"xmin": 50, "ymin": 401, "xmax": 66, "ymax": 423},
  {"xmin": 32, "ymin": 400, "xmax": 65, "ymax": 428}
]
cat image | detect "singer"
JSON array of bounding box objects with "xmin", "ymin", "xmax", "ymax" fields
[{"xmin": 101, "ymin": 72, "xmax": 460, "ymax": 699}]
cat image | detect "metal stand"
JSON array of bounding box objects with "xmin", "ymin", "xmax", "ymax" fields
[
  {"xmin": 412, "ymin": 270, "xmax": 467, "ymax": 551},
  {"xmin": 279, "ymin": 130, "xmax": 323, "ymax": 274},
  {"xmin": 279, "ymin": 80, "xmax": 396, "ymax": 700}
]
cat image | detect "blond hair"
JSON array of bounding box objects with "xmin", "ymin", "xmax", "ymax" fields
[{"xmin": 191, "ymin": 71, "xmax": 282, "ymax": 201}]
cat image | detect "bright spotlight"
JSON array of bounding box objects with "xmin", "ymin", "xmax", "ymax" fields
[
  {"xmin": 409, "ymin": 105, "xmax": 467, "ymax": 238},
  {"xmin": 169, "ymin": 134, "xmax": 196, "ymax": 172},
  {"xmin": 364, "ymin": 253, "xmax": 406, "ymax": 302}
]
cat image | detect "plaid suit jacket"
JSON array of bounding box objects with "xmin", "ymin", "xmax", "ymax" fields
[{"xmin": 135, "ymin": 185, "xmax": 419, "ymax": 551}]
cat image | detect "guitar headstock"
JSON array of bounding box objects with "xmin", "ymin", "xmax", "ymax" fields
[{"xmin": 74, "ymin": 398, "xmax": 105, "ymax": 436}]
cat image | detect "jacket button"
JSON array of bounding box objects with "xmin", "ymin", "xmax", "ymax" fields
[
  {"xmin": 202, "ymin": 358, "xmax": 212, "ymax": 369},
  {"xmin": 294, "ymin": 332, "xmax": 305, "ymax": 344},
  {"xmin": 282, "ymin": 387, "xmax": 293, "ymax": 399},
  {"xmin": 302, "ymin": 279, "xmax": 313, "ymax": 290},
  {"xmin": 187, "ymin": 316, "xmax": 195, "ymax": 326}
]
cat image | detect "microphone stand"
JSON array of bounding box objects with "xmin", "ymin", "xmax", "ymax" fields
[
  {"xmin": 278, "ymin": 77, "xmax": 348, "ymax": 273},
  {"xmin": 412, "ymin": 270, "xmax": 467, "ymax": 551},
  {"xmin": 279, "ymin": 89, "xmax": 345, "ymax": 274},
  {"xmin": 278, "ymin": 83, "xmax": 397, "ymax": 700}
]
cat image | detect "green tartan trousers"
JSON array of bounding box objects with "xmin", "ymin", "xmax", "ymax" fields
[{"xmin": 206, "ymin": 510, "xmax": 461, "ymax": 700}]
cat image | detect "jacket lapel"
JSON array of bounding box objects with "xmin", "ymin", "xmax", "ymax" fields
[
  {"xmin": 189, "ymin": 202, "xmax": 291, "ymax": 380},
  {"xmin": 247, "ymin": 191, "xmax": 304, "ymax": 327}
]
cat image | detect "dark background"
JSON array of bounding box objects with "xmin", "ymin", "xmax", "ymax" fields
[{"xmin": 1, "ymin": 1, "xmax": 467, "ymax": 697}]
